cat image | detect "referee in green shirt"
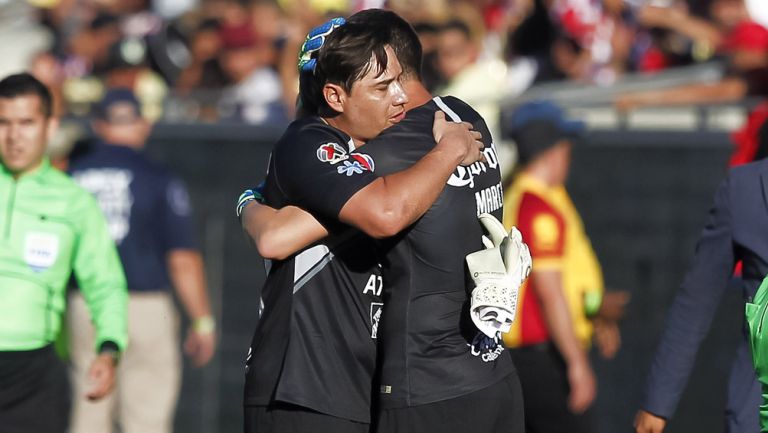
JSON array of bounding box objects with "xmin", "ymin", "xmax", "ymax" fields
[{"xmin": 0, "ymin": 73, "xmax": 128, "ymax": 433}]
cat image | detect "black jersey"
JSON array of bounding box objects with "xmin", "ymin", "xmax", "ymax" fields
[
  {"xmin": 362, "ymin": 96, "xmax": 514, "ymax": 408},
  {"xmin": 243, "ymin": 117, "xmax": 383, "ymax": 423}
]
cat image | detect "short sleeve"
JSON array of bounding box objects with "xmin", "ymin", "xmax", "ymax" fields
[
  {"xmin": 517, "ymin": 192, "xmax": 565, "ymax": 270},
  {"xmin": 274, "ymin": 124, "xmax": 379, "ymax": 220}
]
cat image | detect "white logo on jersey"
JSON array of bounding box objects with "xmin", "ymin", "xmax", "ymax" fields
[
  {"xmin": 24, "ymin": 232, "xmax": 60, "ymax": 272},
  {"xmin": 370, "ymin": 302, "xmax": 383, "ymax": 339},
  {"xmin": 244, "ymin": 347, "xmax": 253, "ymax": 374},
  {"xmin": 475, "ymin": 182, "xmax": 504, "ymax": 216},
  {"xmin": 447, "ymin": 143, "xmax": 500, "ymax": 189},
  {"xmin": 362, "ymin": 274, "xmax": 383, "ymax": 297},
  {"xmin": 74, "ymin": 169, "xmax": 134, "ymax": 244},
  {"xmin": 468, "ymin": 333, "xmax": 505, "ymax": 362}
]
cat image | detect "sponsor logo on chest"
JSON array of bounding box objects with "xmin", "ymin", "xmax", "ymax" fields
[{"xmin": 447, "ymin": 143, "xmax": 500, "ymax": 189}]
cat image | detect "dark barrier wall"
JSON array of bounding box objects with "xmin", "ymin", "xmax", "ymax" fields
[{"xmin": 143, "ymin": 124, "xmax": 737, "ymax": 433}]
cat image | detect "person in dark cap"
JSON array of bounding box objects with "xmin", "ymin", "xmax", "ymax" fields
[
  {"xmin": 501, "ymin": 100, "xmax": 628, "ymax": 433},
  {"xmin": 65, "ymin": 88, "xmax": 217, "ymax": 433}
]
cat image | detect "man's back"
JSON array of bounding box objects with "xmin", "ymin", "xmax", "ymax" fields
[{"xmin": 362, "ymin": 96, "xmax": 514, "ymax": 408}]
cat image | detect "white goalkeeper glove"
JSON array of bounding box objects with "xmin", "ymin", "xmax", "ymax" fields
[{"xmin": 466, "ymin": 213, "xmax": 532, "ymax": 338}]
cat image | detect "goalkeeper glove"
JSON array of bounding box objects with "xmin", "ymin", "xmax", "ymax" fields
[{"xmin": 466, "ymin": 213, "xmax": 532, "ymax": 339}]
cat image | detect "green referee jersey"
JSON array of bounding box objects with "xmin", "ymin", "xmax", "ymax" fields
[
  {"xmin": 0, "ymin": 158, "xmax": 128, "ymax": 352},
  {"xmin": 747, "ymin": 275, "xmax": 768, "ymax": 431}
]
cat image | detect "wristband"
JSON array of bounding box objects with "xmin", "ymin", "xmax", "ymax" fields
[
  {"xmin": 192, "ymin": 315, "xmax": 216, "ymax": 335},
  {"xmin": 98, "ymin": 342, "xmax": 121, "ymax": 366},
  {"xmin": 236, "ymin": 187, "xmax": 264, "ymax": 218},
  {"xmin": 584, "ymin": 290, "xmax": 603, "ymax": 317}
]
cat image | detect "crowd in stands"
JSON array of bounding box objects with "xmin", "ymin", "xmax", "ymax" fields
[{"xmin": 4, "ymin": 0, "xmax": 767, "ymax": 125}]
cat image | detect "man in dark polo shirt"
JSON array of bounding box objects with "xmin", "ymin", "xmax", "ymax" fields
[{"xmin": 67, "ymin": 89, "xmax": 216, "ymax": 433}]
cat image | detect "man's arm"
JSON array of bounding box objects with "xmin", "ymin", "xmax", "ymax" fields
[
  {"xmin": 339, "ymin": 111, "xmax": 483, "ymax": 238},
  {"xmin": 241, "ymin": 202, "xmax": 327, "ymax": 260},
  {"xmin": 162, "ymin": 178, "xmax": 216, "ymax": 367},
  {"xmin": 534, "ymin": 270, "xmax": 597, "ymax": 414},
  {"xmin": 167, "ymin": 249, "xmax": 216, "ymax": 367},
  {"xmin": 636, "ymin": 175, "xmax": 736, "ymax": 432},
  {"xmin": 72, "ymin": 194, "xmax": 128, "ymax": 400}
]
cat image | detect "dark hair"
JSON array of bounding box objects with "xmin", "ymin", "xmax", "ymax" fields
[
  {"xmin": 300, "ymin": 21, "xmax": 390, "ymax": 116},
  {"xmin": 348, "ymin": 9, "xmax": 423, "ymax": 81},
  {"xmin": 299, "ymin": 9, "xmax": 424, "ymax": 116},
  {"xmin": 0, "ymin": 73, "xmax": 53, "ymax": 118}
]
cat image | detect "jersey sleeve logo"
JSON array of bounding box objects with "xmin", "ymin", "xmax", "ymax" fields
[
  {"xmin": 317, "ymin": 142, "xmax": 375, "ymax": 176},
  {"xmin": 317, "ymin": 142, "xmax": 349, "ymax": 164}
]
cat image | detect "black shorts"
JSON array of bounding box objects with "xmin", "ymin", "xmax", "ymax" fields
[
  {"xmin": 510, "ymin": 343, "xmax": 594, "ymax": 433},
  {"xmin": 244, "ymin": 402, "xmax": 370, "ymax": 433},
  {"xmin": 375, "ymin": 372, "xmax": 524, "ymax": 433},
  {"xmin": 0, "ymin": 345, "xmax": 69, "ymax": 433}
]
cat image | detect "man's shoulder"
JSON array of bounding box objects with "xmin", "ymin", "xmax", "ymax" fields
[
  {"xmin": 731, "ymin": 158, "xmax": 768, "ymax": 181},
  {"xmin": 276, "ymin": 117, "xmax": 351, "ymax": 152},
  {"xmin": 434, "ymin": 95, "xmax": 482, "ymax": 122},
  {"xmin": 39, "ymin": 166, "xmax": 102, "ymax": 216}
]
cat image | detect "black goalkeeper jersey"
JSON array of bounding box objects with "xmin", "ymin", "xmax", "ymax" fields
[
  {"xmin": 243, "ymin": 117, "xmax": 383, "ymax": 423},
  {"xmin": 363, "ymin": 96, "xmax": 514, "ymax": 408}
]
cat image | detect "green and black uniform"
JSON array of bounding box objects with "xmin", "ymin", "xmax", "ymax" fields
[
  {"xmin": 0, "ymin": 159, "xmax": 127, "ymax": 433},
  {"xmin": 747, "ymin": 275, "xmax": 768, "ymax": 432}
]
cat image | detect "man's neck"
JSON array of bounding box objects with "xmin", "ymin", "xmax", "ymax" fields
[
  {"xmin": 7, "ymin": 159, "xmax": 44, "ymax": 180},
  {"xmin": 322, "ymin": 116, "xmax": 365, "ymax": 148},
  {"xmin": 524, "ymin": 164, "xmax": 558, "ymax": 187}
]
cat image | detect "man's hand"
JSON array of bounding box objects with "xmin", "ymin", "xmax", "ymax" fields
[
  {"xmin": 466, "ymin": 213, "xmax": 532, "ymax": 338},
  {"xmin": 593, "ymin": 290, "xmax": 629, "ymax": 359},
  {"xmin": 598, "ymin": 290, "xmax": 630, "ymax": 322},
  {"xmin": 432, "ymin": 111, "xmax": 485, "ymax": 166},
  {"xmin": 634, "ymin": 410, "xmax": 667, "ymax": 433},
  {"xmin": 184, "ymin": 326, "xmax": 216, "ymax": 367},
  {"xmin": 567, "ymin": 359, "xmax": 597, "ymax": 414},
  {"xmin": 85, "ymin": 353, "xmax": 117, "ymax": 401},
  {"xmin": 593, "ymin": 317, "xmax": 622, "ymax": 359}
]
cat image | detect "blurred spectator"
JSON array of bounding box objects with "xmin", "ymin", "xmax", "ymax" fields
[
  {"xmin": 30, "ymin": 51, "xmax": 66, "ymax": 118},
  {"xmin": 0, "ymin": 1, "xmax": 51, "ymax": 79},
  {"xmin": 502, "ymin": 100, "xmax": 628, "ymax": 433},
  {"xmin": 435, "ymin": 8, "xmax": 527, "ymax": 176},
  {"xmin": 174, "ymin": 18, "xmax": 228, "ymax": 121},
  {"xmin": 217, "ymin": 19, "xmax": 285, "ymax": 123},
  {"xmin": 547, "ymin": 0, "xmax": 636, "ymax": 85},
  {"xmin": 175, "ymin": 18, "xmax": 228, "ymax": 93},
  {"xmin": 387, "ymin": 0, "xmax": 449, "ymax": 24},
  {"xmin": 66, "ymin": 88, "xmax": 216, "ymax": 433},
  {"xmin": 412, "ymin": 21, "xmax": 444, "ymax": 91},
  {"xmin": 102, "ymin": 37, "xmax": 169, "ymax": 121},
  {"xmin": 616, "ymin": 0, "xmax": 768, "ymax": 109}
]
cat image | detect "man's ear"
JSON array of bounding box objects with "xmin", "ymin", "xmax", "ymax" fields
[{"xmin": 322, "ymin": 83, "xmax": 345, "ymax": 113}]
